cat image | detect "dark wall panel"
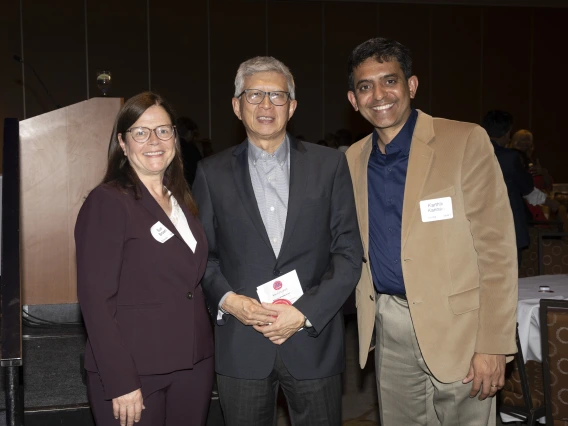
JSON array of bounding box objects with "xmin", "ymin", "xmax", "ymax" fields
[
  {"xmin": 531, "ymin": 8, "xmax": 568, "ymax": 183},
  {"xmin": 150, "ymin": 0, "xmax": 209, "ymax": 138},
  {"xmin": 22, "ymin": 0, "xmax": 86, "ymax": 118},
  {"xmin": 481, "ymin": 6, "xmax": 531, "ymax": 131},
  {"xmin": 0, "ymin": 0, "xmax": 22, "ymax": 172},
  {"xmin": 87, "ymin": 0, "xmax": 148, "ymax": 101},
  {"xmin": 268, "ymin": 1, "xmax": 322, "ymax": 143},
  {"xmin": 378, "ymin": 3, "xmax": 432, "ymax": 115},
  {"xmin": 209, "ymin": 0, "xmax": 266, "ymax": 152},
  {"xmin": 324, "ymin": 1, "xmax": 378, "ymax": 141},
  {"xmin": 431, "ymin": 6, "xmax": 482, "ymax": 124},
  {"xmin": 0, "ymin": 1, "xmax": 567, "ymax": 182},
  {"xmin": 0, "ymin": 1, "xmax": 23, "ymax": 120}
]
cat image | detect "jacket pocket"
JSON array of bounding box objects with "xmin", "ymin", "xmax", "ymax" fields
[{"xmin": 448, "ymin": 287, "xmax": 479, "ymax": 315}]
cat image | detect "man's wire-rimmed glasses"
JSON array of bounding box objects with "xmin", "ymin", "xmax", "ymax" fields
[
  {"xmin": 125, "ymin": 125, "xmax": 176, "ymax": 143},
  {"xmin": 238, "ymin": 89, "xmax": 291, "ymax": 106}
]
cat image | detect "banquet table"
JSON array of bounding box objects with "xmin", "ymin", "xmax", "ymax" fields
[{"xmin": 501, "ymin": 274, "xmax": 568, "ymax": 423}]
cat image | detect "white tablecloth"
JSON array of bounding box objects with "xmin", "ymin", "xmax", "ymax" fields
[
  {"xmin": 501, "ymin": 274, "xmax": 568, "ymax": 423},
  {"xmin": 517, "ymin": 275, "xmax": 568, "ymax": 362}
]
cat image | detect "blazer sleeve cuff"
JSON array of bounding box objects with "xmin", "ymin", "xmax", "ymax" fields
[{"xmin": 101, "ymin": 371, "xmax": 142, "ymax": 401}]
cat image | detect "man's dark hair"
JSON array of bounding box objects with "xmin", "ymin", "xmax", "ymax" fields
[
  {"xmin": 348, "ymin": 37, "xmax": 413, "ymax": 91},
  {"xmin": 481, "ymin": 110, "xmax": 513, "ymax": 139}
]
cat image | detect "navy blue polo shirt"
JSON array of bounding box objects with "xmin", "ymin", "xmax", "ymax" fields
[{"xmin": 368, "ymin": 109, "xmax": 418, "ymax": 295}]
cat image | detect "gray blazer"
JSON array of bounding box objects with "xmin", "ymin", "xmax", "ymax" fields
[{"xmin": 192, "ymin": 135, "xmax": 363, "ymax": 380}]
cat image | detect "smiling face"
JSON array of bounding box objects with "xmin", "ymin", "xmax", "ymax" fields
[
  {"xmin": 118, "ymin": 104, "xmax": 176, "ymax": 181},
  {"xmin": 232, "ymin": 71, "xmax": 297, "ymax": 150},
  {"xmin": 348, "ymin": 58, "xmax": 418, "ymax": 143}
]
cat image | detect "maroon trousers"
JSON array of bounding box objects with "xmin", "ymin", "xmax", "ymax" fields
[{"xmin": 87, "ymin": 357, "xmax": 214, "ymax": 426}]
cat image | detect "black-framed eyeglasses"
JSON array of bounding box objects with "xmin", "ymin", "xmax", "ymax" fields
[
  {"xmin": 238, "ymin": 89, "xmax": 291, "ymax": 106},
  {"xmin": 125, "ymin": 125, "xmax": 176, "ymax": 143}
]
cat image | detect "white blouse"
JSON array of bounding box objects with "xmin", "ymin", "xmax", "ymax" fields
[{"xmin": 168, "ymin": 194, "xmax": 197, "ymax": 253}]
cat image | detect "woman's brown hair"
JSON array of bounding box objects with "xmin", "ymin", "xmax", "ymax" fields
[{"xmin": 102, "ymin": 91, "xmax": 198, "ymax": 216}]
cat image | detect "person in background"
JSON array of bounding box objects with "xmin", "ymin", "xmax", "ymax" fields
[
  {"xmin": 76, "ymin": 92, "xmax": 214, "ymax": 426},
  {"xmin": 511, "ymin": 129, "xmax": 553, "ymax": 191},
  {"xmin": 510, "ymin": 129, "xmax": 559, "ymax": 221},
  {"xmin": 482, "ymin": 110, "xmax": 534, "ymax": 265},
  {"xmin": 176, "ymin": 116, "xmax": 203, "ymax": 187},
  {"xmin": 346, "ymin": 38, "xmax": 517, "ymax": 426},
  {"xmin": 336, "ymin": 128, "xmax": 353, "ymax": 153},
  {"xmin": 200, "ymin": 138, "xmax": 214, "ymax": 158},
  {"xmin": 325, "ymin": 132, "xmax": 339, "ymax": 149}
]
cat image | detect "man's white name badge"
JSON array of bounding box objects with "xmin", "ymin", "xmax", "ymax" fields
[
  {"xmin": 256, "ymin": 270, "xmax": 304, "ymax": 305},
  {"xmin": 150, "ymin": 221, "xmax": 175, "ymax": 243},
  {"xmin": 419, "ymin": 197, "xmax": 453, "ymax": 222}
]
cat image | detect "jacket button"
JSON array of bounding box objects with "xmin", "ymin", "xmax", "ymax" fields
[
  {"xmin": 369, "ymin": 295, "xmax": 374, "ymax": 301},
  {"xmin": 273, "ymin": 269, "xmax": 280, "ymax": 276},
  {"xmin": 187, "ymin": 292, "xmax": 193, "ymax": 300}
]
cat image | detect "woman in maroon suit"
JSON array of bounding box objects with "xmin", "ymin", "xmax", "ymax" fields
[{"xmin": 75, "ymin": 92, "xmax": 213, "ymax": 426}]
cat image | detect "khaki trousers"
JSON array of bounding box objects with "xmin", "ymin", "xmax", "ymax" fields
[{"xmin": 374, "ymin": 294, "xmax": 496, "ymax": 426}]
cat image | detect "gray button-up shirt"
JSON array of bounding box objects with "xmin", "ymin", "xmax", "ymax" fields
[
  {"xmin": 217, "ymin": 136, "xmax": 291, "ymax": 315},
  {"xmin": 248, "ymin": 136, "xmax": 290, "ymax": 258}
]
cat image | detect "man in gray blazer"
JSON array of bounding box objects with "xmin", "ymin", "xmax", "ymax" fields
[{"xmin": 192, "ymin": 56, "xmax": 363, "ymax": 426}]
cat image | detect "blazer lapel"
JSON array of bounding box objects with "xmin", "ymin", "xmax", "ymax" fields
[
  {"xmin": 355, "ymin": 135, "xmax": 373, "ymax": 257},
  {"xmin": 137, "ymin": 183, "xmax": 186, "ymax": 249},
  {"xmin": 401, "ymin": 111, "xmax": 435, "ymax": 249},
  {"xmin": 280, "ymin": 136, "xmax": 308, "ymax": 257},
  {"xmin": 231, "ymin": 141, "xmax": 273, "ymax": 253}
]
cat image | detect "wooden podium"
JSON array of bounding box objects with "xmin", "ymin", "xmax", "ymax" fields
[{"xmin": 19, "ymin": 98, "xmax": 123, "ymax": 306}]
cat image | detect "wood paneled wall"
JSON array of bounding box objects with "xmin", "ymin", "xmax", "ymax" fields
[{"xmin": 1, "ymin": 1, "xmax": 567, "ymax": 181}]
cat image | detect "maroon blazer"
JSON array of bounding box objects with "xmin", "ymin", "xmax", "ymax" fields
[{"xmin": 75, "ymin": 183, "xmax": 213, "ymax": 400}]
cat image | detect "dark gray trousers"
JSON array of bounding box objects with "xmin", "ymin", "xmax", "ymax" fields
[{"xmin": 217, "ymin": 352, "xmax": 342, "ymax": 426}]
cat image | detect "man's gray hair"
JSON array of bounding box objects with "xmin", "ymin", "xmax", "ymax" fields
[{"xmin": 234, "ymin": 56, "xmax": 296, "ymax": 100}]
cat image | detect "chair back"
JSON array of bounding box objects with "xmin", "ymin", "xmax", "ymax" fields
[
  {"xmin": 540, "ymin": 298, "xmax": 568, "ymax": 424},
  {"xmin": 538, "ymin": 232, "xmax": 568, "ymax": 275},
  {"xmin": 500, "ymin": 325, "xmax": 545, "ymax": 424}
]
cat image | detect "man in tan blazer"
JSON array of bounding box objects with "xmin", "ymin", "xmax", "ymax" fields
[{"xmin": 345, "ymin": 37, "xmax": 517, "ymax": 425}]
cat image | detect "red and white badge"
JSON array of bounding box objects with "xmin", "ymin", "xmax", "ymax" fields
[{"xmin": 257, "ymin": 270, "xmax": 303, "ymax": 305}]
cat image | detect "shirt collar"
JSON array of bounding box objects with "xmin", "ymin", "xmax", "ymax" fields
[
  {"xmin": 372, "ymin": 108, "xmax": 418, "ymax": 155},
  {"xmin": 248, "ymin": 134, "xmax": 289, "ymax": 166}
]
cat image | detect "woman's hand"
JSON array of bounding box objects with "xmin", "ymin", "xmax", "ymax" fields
[{"xmin": 112, "ymin": 388, "xmax": 145, "ymax": 426}]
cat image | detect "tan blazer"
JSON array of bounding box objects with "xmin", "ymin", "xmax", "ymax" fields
[{"xmin": 345, "ymin": 111, "xmax": 518, "ymax": 383}]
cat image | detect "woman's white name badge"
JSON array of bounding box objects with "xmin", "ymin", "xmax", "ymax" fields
[
  {"xmin": 150, "ymin": 221, "xmax": 175, "ymax": 243},
  {"xmin": 419, "ymin": 197, "xmax": 453, "ymax": 222}
]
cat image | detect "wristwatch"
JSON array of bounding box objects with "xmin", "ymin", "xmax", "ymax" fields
[{"xmin": 304, "ymin": 316, "xmax": 313, "ymax": 328}]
